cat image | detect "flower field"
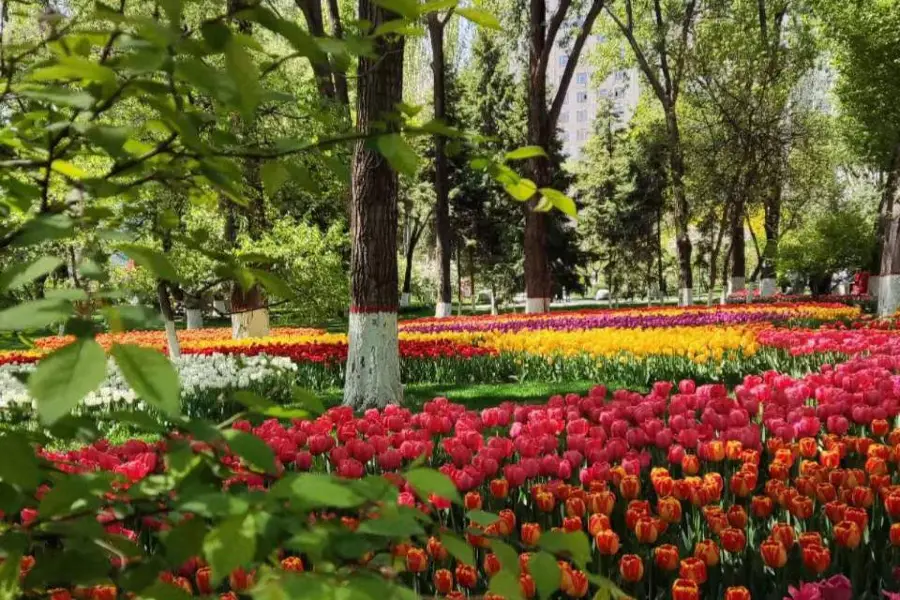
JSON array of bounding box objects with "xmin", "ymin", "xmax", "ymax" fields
[{"xmin": 8, "ymin": 306, "xmax": 900, "ymax": 599}]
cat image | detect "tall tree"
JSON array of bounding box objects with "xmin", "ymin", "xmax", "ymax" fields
[
  {"xmin": 426, "ymin": 8, "xmax": 454, "ymax": 318},
  {"xmin": 819, "ymin": 0, "xmax": 900, "ymax": 314},
  {"xmin": 343, "ymin": 2, "xmax": 405, "ymax": 408},
  {"xmin": 524, "ymin": 0, "xmax": 606, "ymax": 312},
  {"xmin": 605, "ymin": 0, "xmax": 698, "ymax": 305}
]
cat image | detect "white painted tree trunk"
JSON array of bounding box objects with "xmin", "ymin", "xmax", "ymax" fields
[
  {"xmin": 343, "ymin": 312, "xmax": 402, "ymax": 409},
  {"xmin": 231, "ymin": 308, "xmax": 270, "ymax": 339},
  {"xmin": 729, "ymin": 276, "xmax": 745, "ymax": 295},
  {"xmin": 878, "ymin": 274, "xmax": 900, "ymax": 317},
  {"xmin": 526, "ymin": 297, "xmax": 550, "ymax": 313},
  {"xmin": 490, "ymin": 290, "xmax": 498, "ymax": 315},
  {"xmin": 720, "ymin": 287, "xmax": 728, "ymax": 304},
  {"xmin": 760, "ymin": 278, "xmax": 777, "ymax": 297},
  {"xmin": 679, "ymin": 288, "xmax": 693, "ymax": 306},
  {"xmin": 213, "ymin": 299, "xmax": 227, "ymax": 315},
  {"xmin": 868, "ymin": 276, "xmax": 881, "ymax": 298},
  {"xmin": 400, "ymin": 292, "xmax": 411, "ymax": 308},
  {"xmin": 185, "ymin": 308, "xmax": 203, "ymax": 329},
  {"xmin": 435, "ymin": 302, "xmax": 453, "ymax": 318},
  {"xmin": 164, "ymin": 320, "xmax": 181, "ymax": 358}
]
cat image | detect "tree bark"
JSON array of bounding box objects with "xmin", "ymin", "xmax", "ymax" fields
[
  {"xmin": 760, "ymin": 179, "xmax": 781, "ymax": 296},
  {"xmin": 156, "ymin": 280, "xmax": 181, "ymax": 358},
  {"xmin": 324, "ymin": 0, "xmax": 350, "ymax": 107},
  {"xmin": 428, "ymin": 14, "xmax": 453, "ymax": 319},
  {"xmin": 657, "ymin": 202, "xmax": 666, "ymax": 298},
  {"xmin": 877, "ymin": 142, "xmax": 900, "ymax": 316},
  {"xmin": 665, "ymin": 107, "xmax": 693, "ymax": 305},
  {"xmin": 294, "ymin": 0, "xmax": 337, "ymax": 100},
  {"xmin": 401, "ymin": 220, "xmax": 423, "ymax": 307},
  {"xmin": 343, "ymin": 0, "xmax": 404, "ymax": 409},
  {"xmin": 730, "ymin": 200, "xmax": 746, "ymax": 293}
]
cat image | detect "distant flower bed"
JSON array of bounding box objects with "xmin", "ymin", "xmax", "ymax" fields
[{"xmin": 725, "ymin": 290, "xmax": 873, "ymax": 305}]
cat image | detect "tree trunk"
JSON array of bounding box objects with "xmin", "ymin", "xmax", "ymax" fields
[
  {"xmin": 343, "ymin": 0, "xmax": 404, "ymax": 409},
  {"xmin": 324, "ymin": 0, "xmax": 350, "ymax": 108},
  {"xmin": 760, "ymin": 181, "xmax": 782, "ymax": 297},
  {"xmin": 469, "ymin": 245, "xmax": 477, "ymax": 311},
  {"xmin": 156, "ymin": 281, "xmax": 181, "ymax": 358},
  {"xmin": 665, "ymin": 107, "xmax": 693, "ymax": 305},
  {"xmin": 730, "ymin": 201, "xmax": 746, "ymax": 294},
  {"xmin": 657, "ymin": 203, "xmax": 666, "ymax": 298},
  {"xmin": 295, "ymin": 0, "xmax": 337, "ymax": 100},
  {"xmin": 400, "ymin": 223, "xmax": 421, "ymax": 308},
  {"xmin": 231, "ymin": 285, "xmax": 270, "ymax": 338},
  {"xmin": 428, "ymin": 15, "xmax": 453, "ymax": 319},
  {"xmin": 877, "ymin": 143, "xmax": 900, "ymax": 316}
]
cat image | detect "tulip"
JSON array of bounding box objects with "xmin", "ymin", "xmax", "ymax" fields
[
  {"xmin": 427, "ymin": 536, "xmax": 448, "ymax": 561},
  {"xmin": 681, "ymin": 454, "xmax": 700, "ymax": 476},
  {"xmin": 724, "ymin": 586, "xmax": 751, "ymax": 600},
  {"xmin": 851, "ymin": 486, "xmax": 874, "ymax": 508},
  {"xmin": 519, "ymin": 573, "xmax": 536, "ymax": 599},
  {"xmin": 790, "ymin": 496, "xmax": 815, "ymax": 520},
  {"xmin": 489, "ymin": 478, "xmax": 509, "ymax": 499},
  {"xmin": 196, "ymin": 567, "xmax": 213, "ymax": 595},
  {"xmin": 798, "ymin": 531, "xmax": 823, "ymax": 548},
  {"xmin": 433, "ymin": 569, "xmax": 454, "ymax": 595},
  {"xmin": 587, "ymin": 490, "xmax": 616, "ymax": 515},
  {"xmin": 229, "ymin": 567, "xmax": 254, "ymax": 592},
  {"xmin": 483, "ymin": 553, "xmax": 501, "ymax": 577},
  {"xmin": 595, "ymin": 529, "xmax": 620, "ymax": 555},
  {"xmin": 658, "ymin": 496, "xmax": 683, "ymax": 524},
  {"xmin": 561, "ymin": 569, "xmax": 589, "ymax": 598},
  {"xmin": 535, "ymin": 490, "xmax": 556, "ymax": 513},
  {"xmin": 654, "ymin": 544, "xmax": 679, "ymax": 571},
  {"xmin": 845, "ymin": 506, "xmax": 869, "ymax": 529},
  {"xmin": 498, "ymin": 509, "xmax": 516, "ymax": 535},
  {"xmin": 751, "ymin": 495, "xmax": 774, "ymax": 518},
  {"xmin": 619, "ymin": 475, "xmax": 641, "ymax": 500},
  {"xmin": 834, "ymin": 520, "xmax": 862, "ymax": 549},
  {"xmin": 619, "ymin": 554, "xmax": 643, "ymax": 582},
  {"xmin": 825, "ymin": 501, "xmax": 847, "ymax": 524},
  {"xmin": 280, "ymin": 556, "xmax": 304, "ymax": 572},
  {"xmin": 563, "ymin": 516, "xmax": 582, "ymax": 533},
  {"xmin": 679, "ymin": 557, "xmax": 708, "ymax": 584},
  {"xmin": 727, "ymin": 505, "xmax": 748, "ymax": 529},
  {"xmin": 771, "ymin": 522, "xmax": 795, "ymax": 548},
  {"xmin": 454, "ymin": 564, "xmax": 477, "ymax": 589},
  {"xmin": 464, "ymin": 491, "xmax": 483, "ymax": 511},
  {"xmin": 565, "ymin": 496, "xmax": 586, "ymax": 518},
  {"xmin": 634, "ymin": 516, "xmax": 659, "ymax": 544},
  {"xmin": 891, "ymin": 523, "xmax": 900, "ymax": 547},
  {"xmin": 406, "ymin": 547, "xmax": 428, "ymax": 573},
  {"xmin": 721, "ymin": 528, "xmax": 746, "ymax": 553},
  {"xmin": 693, "ymin": 539, "xmax": 720, "ymax": 567},
  {"xmin": 801, "ymin": 543, "xmax": 831, "ymax": 574},
  {"xmin": 760, "ymin": 539, "xmax": 787, "ymax": 568},
  {"xmin": 588, "ymin": 513, "xmax": 610, "ymax": 536},
  {"xmin": 49, "ymin": 590, "xmax": 73, "ymax": 600},
  {"xmin": 521, "ymin": 522, "xmax": 542, "ymax": 546},
  {"xmin": 671, "ymin": 578, "xmax": 700, "ymax": 600}
]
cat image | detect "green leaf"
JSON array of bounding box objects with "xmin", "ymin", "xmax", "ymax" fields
[
  {"xmin": 163, "ymin": 517, "xmax": 207, "ymax": 568},
  {"xmin": 0, "ymin": 433, "xmax": 39, "ymax": 491},
  {"xmin": 373, "ymin": 19, "xmax": 425, "ymax": 37},
  {"xmin": 420, "ymin": 0, "xmax": 458, "ymax": 13},
  {"xmin": 28, "ymin": 338, "xmax": 106, "ymax": 425},
  {"xmin": 84, "ymin": 125, "xmax": 131, "ymax": 157},
  {"xmin": 18, "ymin": 87, "xmax": 94, "ymax": 109},
  {"xmin": 10, "ymin": 214, "xmax": 74, "ymax": 247},
  {"xmin": 356, "ymin": 512, "xmax": 424, "ymax": 537},
  {"xmin": 110, "ymin": 344, "xmax": 180, "ymax": 417},
  {"xmin": 404, "ymin": 468, "xmax": 460, "ymax": 504},
  {"xmin": 440, "ymin": 532, "xmax": 474, "ymax": 566},
  {"xmin": 0, "ymin": 297, "xmax": 71, "ymax": 331},
  {"xmin": 203, "ymin": 514, "xmax": 256, "ymax": 580},
  {"xmin": 489, "ymin": 570, "xmax": 523, "ymax": 600},
  {"xmin": 467, "ymin": 509, "xmax": 500, "ymax": 527},
  {"xmin": 37, "ymin": 474, "xmax": 108, "ymax": 518},
  {"xmin": 223, "ymin": 429, "xmax": 277, "ymax": 475},
  {"xmin": 292, "ymin": 387, "xmax": 325, "ymax": 415},
  {"xmin": 374, "ymin": 133, "xmax": 420, "ymax": 177},
  {"xmin": 248, "ymin": 268, "xmax": 294, "ymax": 298},
  {"xmin": 260, "ymin": 161, "xmax": 289, "ymax": 198},
  {"xmin": 118, "ymin": 244, "xmax": 180, "ymax": 281},
  {"xmin": 534, "ymin": 197, "xmax": 553, "ymax": 211},
  {"xmin": 232, "ymin": 391, "xmax": 275, "ymax": 412},
  {"xmin": 529, "ymin": 552, "xmax": 560, "ymax": 600},
  {"xmin": 504, "ymin": 177, "xmax": 538, "ymax": 201},
  {"xmin": 505, "ymin": 145, "xmax": 547, "ymax": 161},
  {"xmin": 492, "ymin": 539, "xmax": 521, "ymax": 575},
  {"xmin": 372, "ymin": 0, "xmax": 419, "ymax": 19},
  {"xmin": 540, "ymin": 188, "xmax": 577, "ymax": 217},
  {"xmin": 29, "ymin": 56, "xmax": 117, "ymax": 84},
  {"xmin": 540, "ymin": 530, "xmax": 591, "ymax": 568},
  {"xmin": 269, "ymin": 473, "xmax": 365, "ymax": 508},
  {"xmin": 0, "ymin": 256, "xmax": 63, "ymax": 292},
  {"xmin": 135, "ymin": 581, "xmax": 191, "ymax": 600},
  {"xmin": 225, "ymin": 38, "xmax": 260, "ymax": 118},
  {"xmin": 456, "ymin": 7, "xmax": 501, "ymax": 29}
]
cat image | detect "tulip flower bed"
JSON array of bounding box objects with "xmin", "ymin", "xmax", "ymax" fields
[
  {"xmin": 725, "ymin": 291, "xmax": 873, "ymax": 307},
  {"xmin": 10, "ymin": 338, "xmax": 900, "ymax": 600}
]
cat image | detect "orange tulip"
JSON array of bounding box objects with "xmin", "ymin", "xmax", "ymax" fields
[
  {"xmin": 406, "ymin": 548, "xmax": 428, "ymax": 573},
  {"xmin": 721, "ymin": 527, "xmax": 747, "ymax": 553},
  {"xmin": 679, "ymin": 557, "xmax": 708, "ymax": 584},
  {"xmin": 536, "ymin": 490, "xmax": 556, "ymax": 513},
  {"xmin": 801, "ymin": 544, "xmax": 830, "ymax": 575},
  {"xmin": 634, "ymin": 516, "xmax": 659, "ymax": 544},
  {"xmin": 454, "ymin": 564, "xmax": 477, "ymax": 589},
  {"xmin": 464, "ymin": 491, "xmax": 482, "ymax": 511},
  {"xmin": 427, "ymin": 536, "xmax": 448, "ymax": 561},
  {"xmin": 824, "ymin": 501, "xmax": 847, "ymax": 524},
  {"xmin": 433, "ymin": 569, "xmax": 454, "ymax": 594},
  {"xmin": 834, "ymin": 520, "xmax": 861, "ymax": 549},
  {"xmin": 654, "ymin": 544, "xmax": 679, "ymax": 571},
  {"xmin": 566, "ymin": 496, "xmax": 586, "ymax": 518},
  {"xmin": 587, "ymin": 490, "xmax": 616, "ymax": 515},
  {"xmin": 521, "ymin": 522, "xmax": 542, "ymax": 546},
  {"xmin": 619, "ymin": 554, "xmax": 644, "ymax": 583},
  {"xmin": 760, "ymin": 539, "xmax": 787, "ymax": 568},
  {"xmin": 658, "ymin": 496, "xmax": 683, "ymax": 524},
  {"xmin": 726, "ymin": 440, "xmax": 744, "ymax": 460},
  {"xmin": 727, "ymin": 505, "xmax": 748, "ymax": 529},
  {"xmin": 771, "ymin": 522, "xmax": 795, "ymax": 549},
  {"xmin": 196, "ymin": 567, "xmax": 213, "ymax": 595},
  {"xmin": 483, "ymin": 553, "xmax": 501, "ymax": 577},
  {"xmin": 798, "ymin": 532, "xmax": 823, "ymax": 549},
  {"xmin": 682, "ymin": 454, "xmax": 700, "ymax": 476},
  {"xmin": 724, "ymin": 586, "xmax": 752, "ymax": 600},
  {"xmin": 563, "ymin": 516, "xmax": 582, "ymax": 533},
  {"xmin": 891, "ymin": 523, "xmax": 900, "ymax": 547},
  {"xmin": 588, "ymin": 513, "xmax": 611, "ymax": 536},
  {"xmin": 693, "ymin": 539, "xmax": 720, "ymax": 567},
  {"xmin": 872, "ymin": 419, "xmax": 890, "ymax": 437},
  {"xmin": 851, "ymin": 486, "xmax": 874, "ymax": 508},
  {"xmin": 280, "ymin": 556, "xmax": 305, "ymax": 572},
  {"xmin": 751, "ymin": 495, "xmax": 774, "ymax": 518},
  {"xmin": 790, "ymin": 496, "xmax": 815, "ymax": 520},
  {"xmin": 562, "ymin": 570, "xmax": 589, "ymax": 598},
  {"xmin": 595, "ymin": 529, "xmax": 620, "ymax": 555},
  {"xmin": 619, "ymin": 475, "xmax": 641, "ymax": 500},
  {"xmin": 489, "ymin": 478, "xmax": 509, "ymax": 499},
  {"xmin": 229, "ymin": 568, "xmax": 254, "ymax": 592},
  {"xmin": 671, "ymin": 578, "xmax": 700, "ymax": 600}
]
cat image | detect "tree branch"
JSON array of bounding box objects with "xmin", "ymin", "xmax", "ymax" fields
[
  {"xmin": 606, "ymin": 4, "xmax": 668, "ymax": 105},
  {"xmin": 549, "ymin": 0, "xmax": 605, "ymax": 128},
  {"xmin": 538, "ymin": 0, "xmax": 573, "ymax": 77}
]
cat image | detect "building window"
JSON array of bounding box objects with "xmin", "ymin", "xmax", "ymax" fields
[
  {"xmin": 576, "ymin": 91, "xmax": 588, "ymax": 103},
  {"xmin": 576, "ymin": 110, "xmax": 587, "ymax": 122},
  {"xmin": 559, "ymin": 54, "xmax": 568, "ymax": 67},
  {"xmin": 613, "ymin": 87, "xmax": 625, "ymax": 99},
  {"xmin": 559, "ymin": 111, "xmax": 569, "ymax": 123},
  {"xmin": 576, "ymin": 129, "xmax": 587, "ymax": 141},
  {"xmin": 576, "ymin": 72, "xmax": 588, "ymax": 85},
  {"xmin": 615, "ymin": 70, "xmax": 627, "ymax": 81}
]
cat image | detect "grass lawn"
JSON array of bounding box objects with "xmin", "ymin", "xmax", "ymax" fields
[{"xmin": 319, "ymin": 380, "xmax": 605, "ymax": 410}]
